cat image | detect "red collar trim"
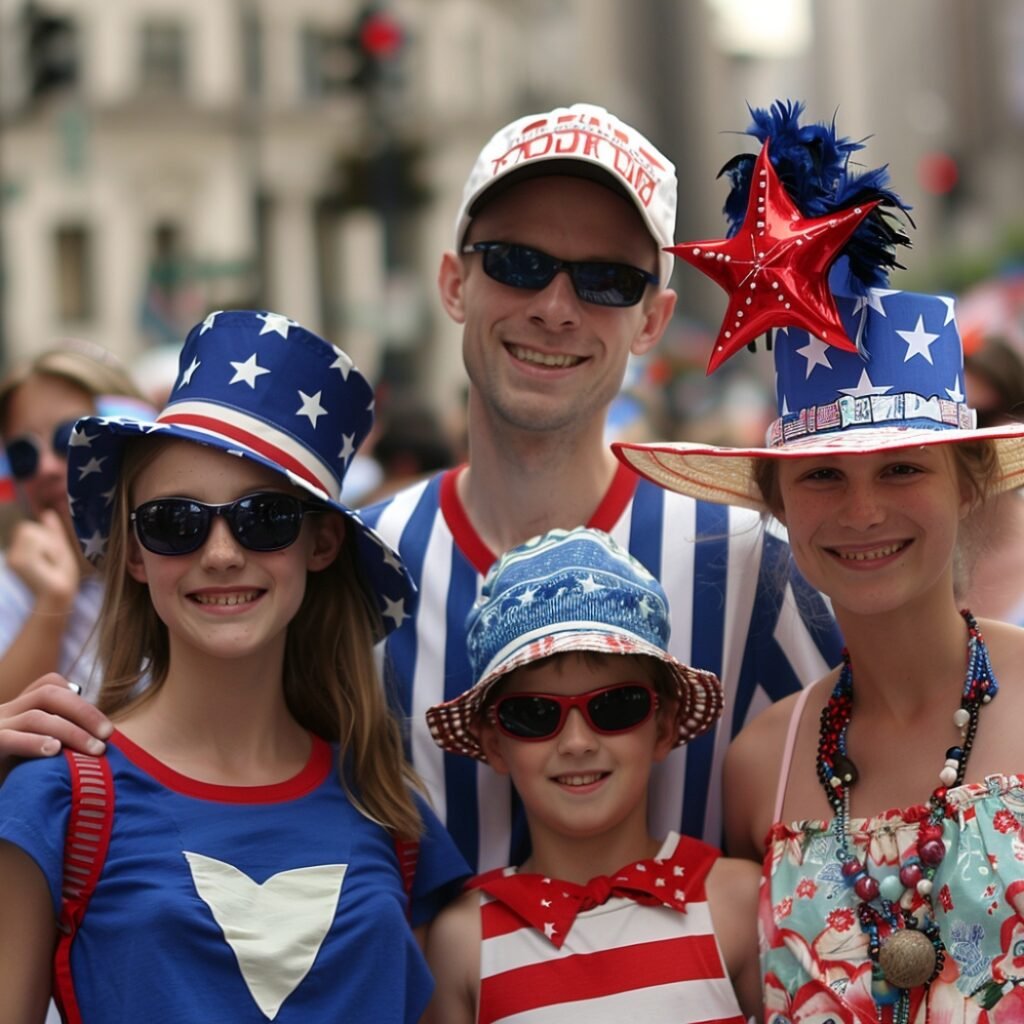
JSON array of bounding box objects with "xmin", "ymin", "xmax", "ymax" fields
[
  {"xmin": 439, "ymin": 462, "xmax": 639, "ymax": 576},
  {"xmin": 587, "ymin": 460, "xmax": 639, "ymax": 532},
  {"xmin": 110, "ymin": 730, "xmax": 333, "ymax": 803},
  {"xmin": 440, "ymin": 466, "xmax": 494, "ymax": 575}
]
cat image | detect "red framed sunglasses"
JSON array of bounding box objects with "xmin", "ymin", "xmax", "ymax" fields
[{"xmin": 489, "ymin": 682, "xmax": 658, "ymax": 741}]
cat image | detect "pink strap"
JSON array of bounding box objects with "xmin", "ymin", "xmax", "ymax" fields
[{"xmin": 772, "ymin": 683, "xmax": 817, "ymax": 824}]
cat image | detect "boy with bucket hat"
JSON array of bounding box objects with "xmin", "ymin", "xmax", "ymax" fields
[{"xmin": 422, "ymin": 527, "xmax": 760, "ymax": 1024}]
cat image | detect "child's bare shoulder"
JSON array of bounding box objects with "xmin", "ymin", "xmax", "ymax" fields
[
  {"xmin": 979, "ymin": 618, "xmax": 1024, "ymax": 675},
  {"xmin": 727, "ymin": 675, "xmax": 834, "ymax": 779},
  {"xmin": 733, "ymin": 686, "xmax": 807, "ymax": 749},
  {"xmin": 423, "ymin": 887, "xmax": 483, "ymax": 1024},
  {"xmin": 429, "ymin": 885, "xmax": 482, "ymax": 939},
  {"xmin": 705, "ymin": 854, "xmax": 762, "ymax": 1020},
  {"xmin": 725, "ymin": 689, "xmax": 803, "ymax": 801},
  {"xmin": 707, "ymin": 854, "xmax": 760, "ymax": 907},
  {"xmin": 705, "ymin": 857, "xmax": 759, "ymax": 960}
]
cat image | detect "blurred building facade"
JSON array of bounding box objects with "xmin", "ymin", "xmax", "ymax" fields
[{"xmin": 0, "ymin": 0, "xmax": 1021, "ymax": 415}]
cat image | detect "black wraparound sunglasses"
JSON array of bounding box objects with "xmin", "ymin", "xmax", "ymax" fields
[
  {"xmin": 130, "ymin": 492, "xmax": 324, "ymax": 556},
  {"xmin": 462, "ymin": 241, "xmax": 658, "ymax": 307}
]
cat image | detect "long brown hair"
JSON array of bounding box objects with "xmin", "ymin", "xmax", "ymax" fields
[{"xmin": 96, "ymin": 439, "xmax": 423, "ymax": 838}]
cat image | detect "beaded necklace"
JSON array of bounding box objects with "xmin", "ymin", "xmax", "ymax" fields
[{"xmin": 816, "ymin": 610, "xmax": 998, "ymax": 1024}]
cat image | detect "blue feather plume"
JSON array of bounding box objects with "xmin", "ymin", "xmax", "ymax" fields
[{"xmin": 718, "ymin": 100, "xmax": 913, "ymax": 292}]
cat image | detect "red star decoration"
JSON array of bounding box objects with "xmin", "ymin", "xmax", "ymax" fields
[{"xmin": 671, "ymin": 141, "xmax": 879, "ymax": 373}]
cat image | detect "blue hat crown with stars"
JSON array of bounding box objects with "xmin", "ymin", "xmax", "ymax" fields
[{"xmin": 66, "ymin": 309, "xmax": 416, "ymax": 635}]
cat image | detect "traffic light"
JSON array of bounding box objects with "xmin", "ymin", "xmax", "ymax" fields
[
  {"xmin": 22, "ymin": 1, "xmax": 78, "ymax": 100},
  {"xmin": 917, "ymin": 150, "xmax": 967, "ymax": 218},
  {"xmin": 348, "ymin": 6, "xmax": 405, "ymax": 92}
]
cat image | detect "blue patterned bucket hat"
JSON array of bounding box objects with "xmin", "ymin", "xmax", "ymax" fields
[
  {"xmin": 66, "ymin": 309, "xmax": 416, "ymax": 635},
  {"xmin": 426, "ymin": 527, "xmax": 722, "ymax": 762}
]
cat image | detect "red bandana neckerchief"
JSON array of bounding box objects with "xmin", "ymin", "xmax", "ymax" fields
[{"xmin": 469, "ymin": 838, "xmax": 699, "ymax": 949}]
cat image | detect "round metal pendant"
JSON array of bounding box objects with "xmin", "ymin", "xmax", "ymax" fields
[{"xmin": 878, "ymin": 928, "xmax": 937, "ymax": 989}]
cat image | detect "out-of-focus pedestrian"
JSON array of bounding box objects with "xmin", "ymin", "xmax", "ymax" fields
[
  {"xmin": 0, "ymin": 342, "xmax": 149, "ymax": 700},
  {"xmin": 959, "ymin": 335, "xmax": 1024, "ymax": 622}
]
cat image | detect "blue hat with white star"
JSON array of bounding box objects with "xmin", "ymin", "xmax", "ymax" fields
[
  {"xmin": 66, "ymin": 310, "xmax": 416, "ymax": 634},
  {"xmin": 614, "ymin": 287, "xmax": 1024, "ymax": 511},
  {"xmin": 425, "ymin": 528, "xmax": 722, "ymax": 762}
]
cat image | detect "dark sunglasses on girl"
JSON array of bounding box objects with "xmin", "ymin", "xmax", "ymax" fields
[
  {"xmin": 489, "ymin": 682, "xmax": 658, "ymax": 741},
  {"xmin": 4, "ymin": 418, "xmax": 79, "ymax": 481},
  {"xmin": 130, "ymin": 492, "xmax": 324, "ymax": 556},
  {"xmin": 462, "ymin": 241, "xmax": 658, "ymax": 308}
]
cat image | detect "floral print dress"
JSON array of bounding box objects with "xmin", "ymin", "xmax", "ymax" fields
[{"xmin": 762, "ymin": 775, "xmax": 1024, "ymax": 1023}]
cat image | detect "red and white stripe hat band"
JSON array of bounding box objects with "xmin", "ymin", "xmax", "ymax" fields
[{"xmin": 158, "ymin": 401, "xmax": 340, "ymax": 501}]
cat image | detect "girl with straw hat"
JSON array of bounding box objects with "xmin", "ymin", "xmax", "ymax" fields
[{"xmin": 615, "ymin": 102, "xmax": 1024, "ymax": 1023}]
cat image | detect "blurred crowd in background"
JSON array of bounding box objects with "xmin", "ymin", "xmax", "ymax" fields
[{"xmin": 0, "ymin": 0, "xmax": 1022, "ymax": 518}]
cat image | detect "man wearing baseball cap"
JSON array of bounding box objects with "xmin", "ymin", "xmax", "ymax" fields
[
  {"xmin": 0, "ymin": 104, "xmax": 840, "ymax": 874},
  {"xmin": 361, "ymin": 102, "xmax": 839, "ymax": 870}
]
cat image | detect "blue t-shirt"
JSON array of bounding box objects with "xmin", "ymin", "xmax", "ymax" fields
[{"xmin": 0, "ymin": 731, "xmax": 467, "ymax": 1022}]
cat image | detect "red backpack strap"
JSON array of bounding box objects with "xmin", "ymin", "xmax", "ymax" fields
[
  {"xmin": 53, "ymin": 751, "xmax": 115, "ymax": 1024},
  {"xmin": 394, "ymin": 836, "xmax": 419, "ymax": 920}
]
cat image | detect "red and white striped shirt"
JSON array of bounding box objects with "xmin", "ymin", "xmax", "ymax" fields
[{"xmin": 472, "ymin": 833, "xmax": 746, "ymax": 1024}]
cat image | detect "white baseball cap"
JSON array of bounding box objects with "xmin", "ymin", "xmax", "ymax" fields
[{"xmin": 455, "ymin": 103, "xmax": 678, "ymax": 288}]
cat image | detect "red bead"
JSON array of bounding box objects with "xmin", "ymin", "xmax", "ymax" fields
[
  {"xmin": 899, "ymin": 863, "xmax": 923, "ymax": 887},
  {"xmin": 919, "ymin": 823, "xmax": 943, "ymax": 843},
  {"xmin": 842, "ymin": 859, "xmax": 862, "ymax": 878},
  {"xmin": 919, "ymin": 839, "xmax": 946, "ymax": 867},
  {"xmin": 854, "ymin": 875, "xmax": 880, "ymax": 901}
]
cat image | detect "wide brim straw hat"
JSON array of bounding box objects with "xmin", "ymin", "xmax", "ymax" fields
[
  {"xmin": 426, "ymin": 528, "xmax": 722, "ymax": 763},
  {"xmin": 616, "ymin": 425, "xmax": 1024, "ymax": 514},
  {"xmin": 615, "ymin": 291, "xmax": 1024, "ymax": 512},
  {"xmin": 66, "ymin": 310, "xmax": 416, "ymax": 636},
  {"xmin": 612, "ymin": 102, "xmax": 1024, "ymax": 510}
]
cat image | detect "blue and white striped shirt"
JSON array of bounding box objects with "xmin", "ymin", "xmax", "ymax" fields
[{"xmin": 361, "ymin": 464, "xmax": 840, "ymax": 872}]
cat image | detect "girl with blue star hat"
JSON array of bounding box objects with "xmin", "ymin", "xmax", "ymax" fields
[
  {"xmin": 616, "ymin": 101, "xmax": 1024, "ymax": 1023},
  {"xmin": 0, "ymin": 310, "xmax": 467, "ymax": 1023}
]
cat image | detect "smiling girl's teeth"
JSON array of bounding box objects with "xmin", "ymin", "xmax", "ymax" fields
[
  {"xmin": 194, "ymin": 592, "xmax": 260, "ymax": 606},
  {"xmin": 510, "ymin": 345, "xmax": 582, "ymax": 368},
  {"xmin": 837, "ymin": 543, "xmax": 904, "ymax": 562}
]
